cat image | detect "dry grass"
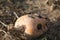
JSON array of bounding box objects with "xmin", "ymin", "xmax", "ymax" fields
[{"xmin": 0, "ymin": 0, "xmax": 60, "ymax": 40}]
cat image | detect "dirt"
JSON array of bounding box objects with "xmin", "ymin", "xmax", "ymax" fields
[{"xmin": 0, "ymin": 0, "xmax": 60, "ymax": 40}]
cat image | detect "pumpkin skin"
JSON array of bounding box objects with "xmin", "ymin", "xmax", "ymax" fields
[{"xmin": 14, "ymin": 14, "xmax": 48, "ymax": 37}]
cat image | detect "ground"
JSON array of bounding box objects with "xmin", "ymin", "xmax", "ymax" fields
[{"xmin": 0, "ymin": 0, "xmax": 60, "ymax": 40}]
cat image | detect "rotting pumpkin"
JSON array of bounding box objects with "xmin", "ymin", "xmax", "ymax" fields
[{"xmin": 14, "ymin": 14, "xmax": 48, "ymax": 37}]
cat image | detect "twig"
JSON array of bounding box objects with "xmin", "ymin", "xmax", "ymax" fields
[
  {"xmin": 0, "ymin": 29, "xmax": 7, "ymax": 34},
  {"xmin": 13, "ymin": 12, "xmax": 19, "ymax": 18},
  {"xmin": 0, "ymin": 21, "xmax": 8, "ymax": 27}
]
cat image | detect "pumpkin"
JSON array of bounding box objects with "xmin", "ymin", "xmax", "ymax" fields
[{"xmin": 14, "ymin": 14, "xmax": 48, "ymax": 37}]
